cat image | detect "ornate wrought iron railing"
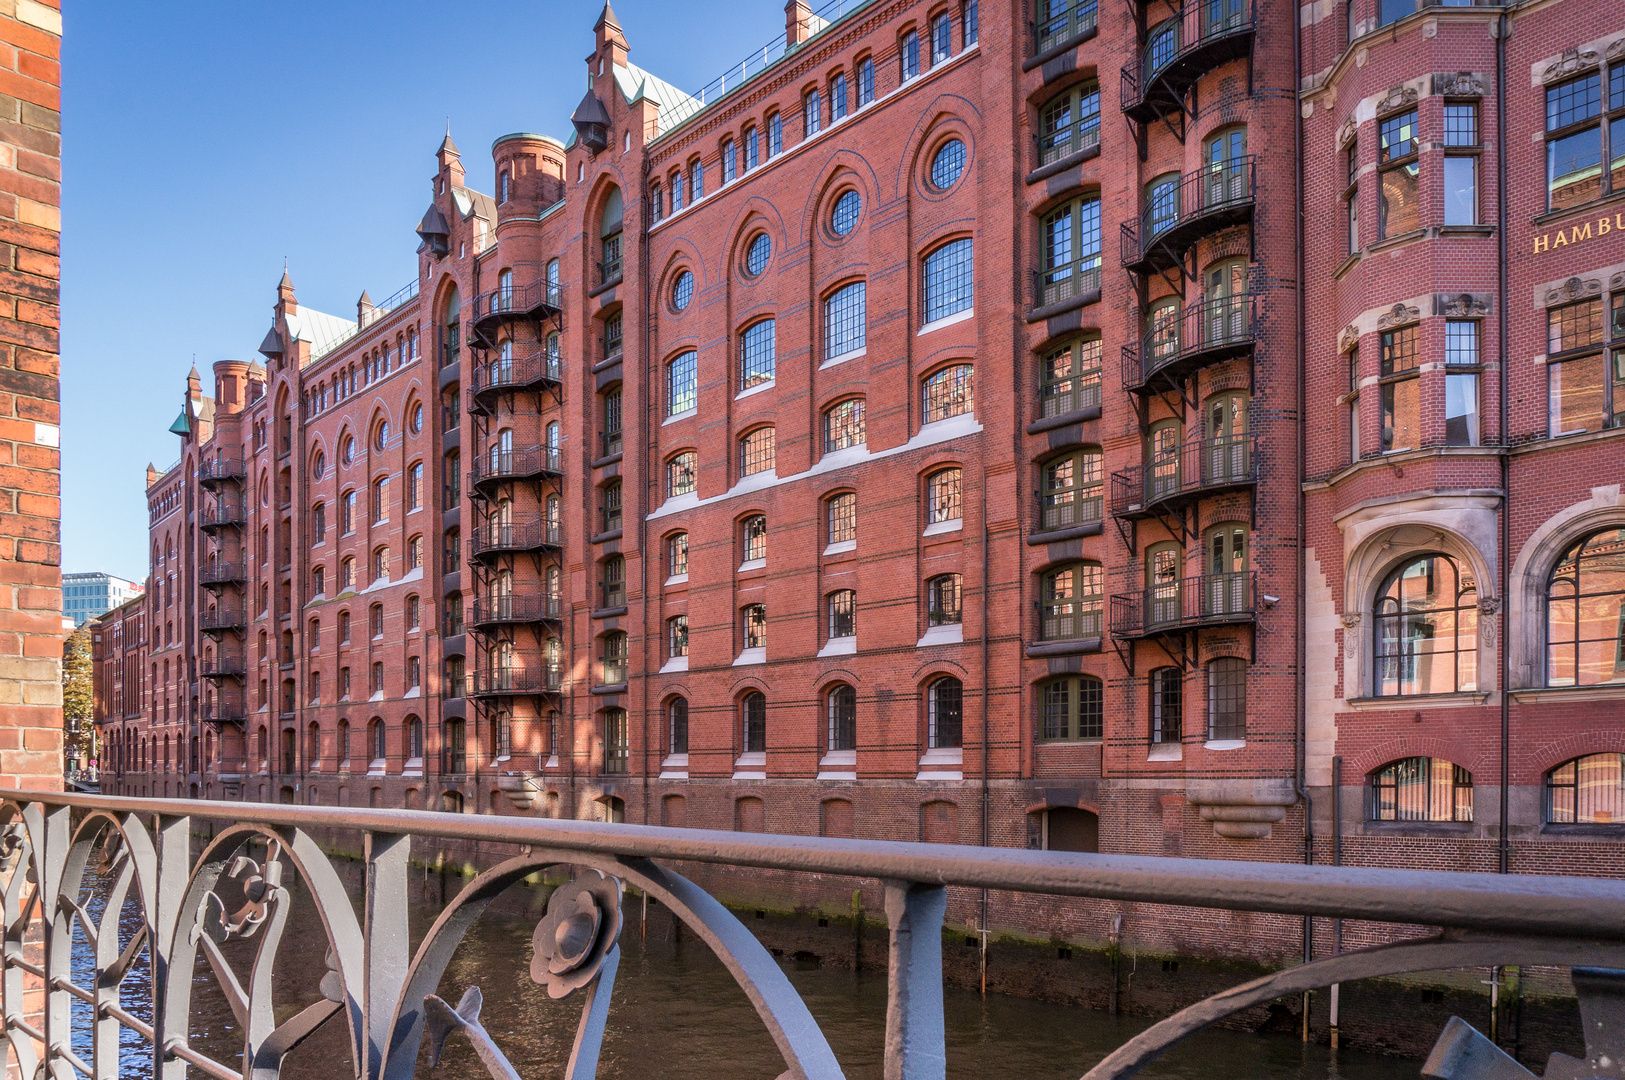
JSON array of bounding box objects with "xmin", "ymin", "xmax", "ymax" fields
[{"xmin": 3, "ymin": 787, "xmax": 1625, "ymax": 1080}]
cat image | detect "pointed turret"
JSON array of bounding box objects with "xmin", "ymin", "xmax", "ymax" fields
[
  {"xmin": 594, "ymin": 0, "xmax": 629, "ymax": 71},
  {"xmin": 358, "ymin": 290, "xmax": 375, "ymax": 327}
]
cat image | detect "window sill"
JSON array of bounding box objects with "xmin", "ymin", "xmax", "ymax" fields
[
  {"xmin": 1367, "ymin": 228, "xmax": 1426, "ymax": 254},
  {"xmin": 923, "ymin": 517, "xmax": 963, "ymax": 538},
  {"xmin": 665, "ymin": 573, "xmax": 689, "ymax": 586},
  {"xmin": 917, "ymin": 746, "xmax": 963, "ymax": 781},
  {"xmin": 1148, "ymin": 743, "xmax": 1182, "ymax": 762},
  {"xmin": 1204, "ymin": 739, "xmax": 1246, "ymax": 751},
  {"xmin": 659, "ymin": 655, "xmax": 689, "ymax": 674},
  {"xmin": 591, "ymin": 682, "xmax": 628, "ymax": 695},
  {"xmin": 593, "ymin": 352, "xmax": 623, "ymax": 373},
  {"xmin": 1027, "ymin": 406, "xmax": 1102, "ymax": 435},
  {"xmin": 592, "ymin": 606, "xmax": 628, "ymax": 620},
  {"xmin": 918, "ymin": 308, "xmax": 973, "ymax": 337},
  {"xmin": 823, "ymin": 539, "xmax": 857, "ymax": 556},
  {"xmin": 738, "ymin": 558, "xmax": 766, "ymax": 573},
  {"xmin": 736, "ymin": 379, "xmax": 775, "ymax": 402},
  {"xmin": 1540, "ymin": 823, "xmax": 1625, "ymax": 837},
  {"xmin": 818, "ymin": 749, "xmax": 857, "ymax": 780},
  {"xmin": 1437, "ymin": 224, "xmax": 1494, "ymax": 238},
  {"xmin": 733, "ymin": 751, "xmax": 766, "ymax": 780},
  {"xmin": 1334, "ymin": 252, "xmax": 1361, "ymax": 280},
  {"xmin": 1022, "ymin": 25, "xmax": 1099, "ymax": 71},
  {"xmin": 818, "ymin": 636, "xmax": 857, "ymax": 657},
  {"xmin": 591, "ymin": 451, "xmax": 623, "ymax": 468},
  {"xmin": 660, "ymin": 753, "xmax": 688, "ymax": 779},
  {"xmin": 590, "ymin": 529, "xmax": 622, "ymax": 544},
  {"xmin": 733, "ymin": 647, "xmax": 766, "ymax": 667},
  {"xmin": 917, "ymin": 623, "xmax": 963, "ymax": 647},
  {"xmin": 821, "ymin": 347, "xmax": 866, "ymax": 370},
  {"xmin": 663, "ymin": 408, "xmax": 698, "ymax": 426},
  {"xmin": 1510, "ymin": 684, "xmax": 1625, "ymax": 704},
  {"xmin": 1027, "ymin": 522, "xmax": 1103, "ymax": 546},
  {"xmin": 1026, "ymin": 142, "xmax": 1103, "ymax": 185},
  {"xmin": 1344, "ymin": 692, "xmax": 1490, "ymax": 710},
  {"xmin": 1362, "ymin": 821, "xmax": 1474, "ymax": 837},
  {"xmin": 589, "ymin": 274, "xmax": 622, "ymax": 299},
  {"xmin": 1025, "ymin": 289, "xmax": 1100, "ymax": 325},
  {"xmin": 1530, "ymin": 189, "xmax": 1625, "ymax": 227},
  {"xmin": 1024, "ymin": 637, "xmax": 1101, "ymax": 658}
]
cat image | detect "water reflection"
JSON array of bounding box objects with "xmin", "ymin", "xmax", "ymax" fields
[{"xmin": 70, "ymin": 854, "xmax": 1418, "ymax": 1080}]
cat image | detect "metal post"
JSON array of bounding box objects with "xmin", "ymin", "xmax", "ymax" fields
[
  {"xmin": 883, "ymin": 880, "xmax": 947, "ymax": 1080},
  {"xmin": 364, "ymin": 832, "xmax": 409, "ymax": 1080}
]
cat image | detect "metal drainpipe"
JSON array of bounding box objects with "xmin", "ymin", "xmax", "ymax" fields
[
  {"xmin": 1293, "ymin": 1, "xmax": 1314, "ymax": 991},
  {"xmin": 1330, "ymin": 754, "xmax": 1343, "ymax": 1047},
  {"xmin": 1496, "ymin": 12, "xmax": 1510, "ymax": 879},
  {"xmin": 640, "ymin": 154, "xmax": 653, "ymax": 829}
]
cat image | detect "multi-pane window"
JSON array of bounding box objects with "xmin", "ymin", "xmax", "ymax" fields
[
  {"xmin": 1041, "ymin": 196, "xmax": 1102, "ymax": 306},
  {"xmin": 827, "ymin": 590, "xmax": 856, "ymax": 639},
  {"xmin": 827, "ymin": 493, "xmax": 857, "ymax": 545},
  {"xmin": 1150, "ymin": 667, "xmax": 1182, "ymax": 744},
  {"xmin": 963, "ymin": 0, "xmax": 978, "ymax": 42},
  {"xmin": 1207, "ymin": 657, "xmax": 1247, "ymax": 741},
  {"xmin": 650, "ymin": 183, "xmax": 663, "ymax": 223},
  {"xmin": 927, "ymin": 468, "xmax": 962, "ymax": 523},
  {"xmin": 671, "ymin": 271, "xmax": 693, "ymax": 312},
  {"xmin": 740, "ymin": 427, "xmax": 776, "ymax": 476},
  {"xmin": 1548, "ymin": 297, "xmax": 1623, "ymax": 435},
  {"xmin": 668, "ymin": 531, "xmax": 690, "ymax": 577},
  {"xmin": 1546, "ymin": 527, "xmax": 1625, "ymax": 688},
  {"xmin": 601, "ymin": 555, "xmax": 625, "ymax": 609},
  {"xmin": 923, "ymin": 238, "xmax": 974, "ymax": 323},
  {"xmin": 831, "ymin": 190, "xmax": 861, "ymax": 236},
  {"xmin": 901, "ymin": 30, "xmax": 920, "ymax": 79},
  {"xmin": 1380, "ymin": 325, "xmax": 1419, "ymax": 452},
  {"xmin": 602, "ymin": 388, "xmax": 622, "ymax": 457},
  {"xmin": 741, "ymin": 692, "xmax": 767, "ymax": 753},
  {"xmin": 742, "ymin": 515, "xmax": 768, "ymax": 563},
  {"xmin": 670, "ymin": 170, "xmax": 684, "ymax": 213},
  {"xmin": 600, "ymin": 632, "xmax": 628, "ymax": 685},
  {"xmin": 927, "ymin": 573, "xmax": 962, "ymax": 626},
  {"xmin": 342, "ymin": 490, "xmax": 356, "ymax": 533},
  {"xmin": 1348, "ymin": 346, "xmax": 1362, "ymax": 460},
  {"xmin": 831, "ymin": 73, "xmax": 848, "ymax": 120},
  {"xmin": 825, "ymin": 281, "xmax": 866, "ymax": 358},
  {"xmin": 804, "ymin": 89, "xmax": 822, "ymax": 137},
  {"xmin": 1036, "ymin": 0, "xmax": 1092, "ymax": 52},
  {"xmin": 407, "ymin": 535, "xmax": 423, "ymax": 571},
  {"xmin": 742, "ymin": 604, "xmax": 767, "ymax": 650},
  {"xmin": 1040, "ymin": 561, "xmax": 1103, "ymax": 640},
  {"xmin": 1345, "ymin": 136, "xmax": 1360, "ymax": 255},
  {"xmin": 740, "ymin": 319, "xmax": 776, "ymax": 389},
  {"xmin": 372, "ymin": 547, "xmax": 390, "ymax": 582},
  {"xmin": 744, "ymin": 126, "xmax": 759, "ymax": 170},
  {"xmin": 1443, "ymin": 103, "xmax": 1479, "ymax": 226},
  {"xmin": 827, "ymin": 685, "xmax": 857, "ymax": 752},
  {"xmin": 722, "ymin": 139, "xmax": 736, "ymax": 183},
  {"xmin": 930, "ymin": 12, "xmax": 951, "ymax": 62},
  {"xmin": 923, "ymin": 364, "xmax": 974, "ymax": 423},
  {"xmin": 1370, "ymin": 757, "xmax": 1473, "ymax": 822},
  {"xmin": 1041, "ymin": 337, "xmax": 1103, "ymax": 418},
  {"xmin": 1039, "ymin": 84, "xmax": 1101, "ymax": 166},
  {"xmin": 931, "ymin": 139, "xmax": 966, "ymax": 189},
  {"xmin": 668, "ymin": 698, "xmax": 690, "ymax": 755},
  {"xmin": 1377, "ymin": 109, "xmax": 1420, "ymax": 239},
  {"xmin": 824, "ymin": 399, "xmax": 866, "ymax": 452},
  {"xmin": 1445, "ymin": 320, "xmax": 1481, "ymax": 446},
  {"xmin": 407, "ymin": 463, "xmax": 423, "ymax": 510},
  {"xmin": 667, "ymin": 452, "xmax": 697, "ymax": 498},
  {"xmin": 1545, "ymin": 64, "xmax": 1625, "ymax": 212},
  {"xmin": 667, "ymin": 350, "xmax": 697, "ymax": 415},
  {"xmin": 927, "ymin": 677, "xmax": 963, "ymax": 748},
  {"xmin": 1040, "ymin": 675, "xmax": 1103, "ymax": 741},
  {"xmin": 1547, "ymin": 754, "xmax": 1625, "ymax": 824},
  {"xmin": 600, "ymin": 481, "xmax": 622, "ymax": 533},
  {"xmin": 603, "ymin": 709, "xmax": 629, "ymax": 774},
  {"xmin": 691, "ymin": 159, "xmax": 704, "ymax": 201},
  {"xmin": 1040, "ymin": 448, "xmax": 1104, "ymax": 530},
  {"xmin": 1374, "ymin": 553, "xmax": 1478, "ymax": 696},
  {"xmin": 668, "ymin": 614, "xmax": 689, "ymax": 658},
  {"xmin": 857, "ymin": 56, "xmax": 875, "ymax": 106},
  {"xmin": 371, "ymin": 477, "xmax": 389, "ymax": 523},
  {"xmin": 767, "ymin": 112, "xmax": 783, "ymax": 156}
]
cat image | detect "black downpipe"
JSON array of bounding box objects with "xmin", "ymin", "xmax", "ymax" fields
[
  {"xmin": 1293, "ymin": 0, "xmax": 1314, "ymax": 984},
  {"xmin": 1497, "ymin": 13, "xmax": 1510, "ymax": 876}
]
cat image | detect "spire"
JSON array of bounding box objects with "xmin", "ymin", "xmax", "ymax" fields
[
  {"xmin": 438, "ymin": 131, "xmax": 460, "ymax": 158},
  {"xmin": 594, "ymin": 0, "xmax": 620, "ymax": 30}
]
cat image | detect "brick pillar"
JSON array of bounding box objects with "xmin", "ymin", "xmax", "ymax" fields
[{"xmin": 0, "ymin": 0, "xmax": 62, "ymax": 794}]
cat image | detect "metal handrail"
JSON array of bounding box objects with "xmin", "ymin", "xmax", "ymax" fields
[
  {"xmin": 471, "ymin": 662, "xmax": 563, "ymax": 695},
  {"xmin": 1120, "ymin": 158, "xmax": 1255, "ymax": 267},
  {"xmin": 199, "ymin": 607, "xmax": 246, "ymax": 631},
  {"xmin": 199, "ymin": 562, "xmax": 247, "ymax": 585},
  {"xmin": 475, "ymin": 278, "xmax": 562, "ymax": 321},
  {"xmin": 468, "ymin": 445, "xmax": 562, "ymax": 488},
  {"xmin": 1120, "ymin": 0, "xmax": 1256, "ymax": 113},
  {"xmin": 1110, "ymin": 570, "xmax": 1256, "ymax": 636},
  {"xmin": 1124, "ymin": 292, "xmax": 1257, "ymax": 387},
  {"xmin": 470, "ymin": 518, "xmax": 562, "ymax": 555},
  {"xmin": 470, "ymin": 594, "xmax": 563, "ymax": 625},
  {"xmin": 1036, "ymin": 118, "xmax": 1101, "ymax": 168},
  {"xmin": 469, "ymin": 349, "xmax": 562, "ymax": 395},
  {"xmin": 197, "ymin": 455, "xmax": 245, "ymax": 483},
  {"xmin": 1109, "ymin": 432, "xmax": 1259, "ymax": 516},
  {"xmin": 200, "ymin": 501, "xmax": 247, "ymax": 527}
]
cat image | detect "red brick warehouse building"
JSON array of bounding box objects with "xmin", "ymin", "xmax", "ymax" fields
[{"xmin": 94, "ymin": 0, "xmax": 1624, "ymax": 947}]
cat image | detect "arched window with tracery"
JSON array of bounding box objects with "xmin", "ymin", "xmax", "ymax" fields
[
  {"xmin": 1546, "ymin": 527, "xmax": 1625, "ymax": 687},
  {"xmin": 1374, "ymin": 553, "xmax": 1478, "ymax": 696},
  {"xmin": 1369, "ymin": 757, "xmax": 1473, "ymax": 822}
]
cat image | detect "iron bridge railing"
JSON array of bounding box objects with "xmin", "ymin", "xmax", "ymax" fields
[{"xmin": 3, "ymin": 787, "xmax": 1625, "ymax": 1080}]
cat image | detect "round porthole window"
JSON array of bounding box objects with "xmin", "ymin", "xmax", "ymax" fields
[
  {"xmin": 409, "ymin": 403, "xmax": 423, "ymax": 434},
  {"xmin": 341, "ymin": 436, "xmax": 355, "ymax": 465},
  {"xmin": 375, "ymin": 422, "xmax": 390, "ymax": 450},
  {"xmin": 930, "ymin": 139, "xmax": 966, "ymax": 190},
  {"xmin": 830, "ymin": 190, "xmax": 861, "ymax": 236},
  {"xmin": 311, "ymin": 451, "xmax": 325, "ymax": 480},
  {"xmin": 671, "ymin": 270, "xmax": 694, "ymax": 311},
  {"xmin": 745, "ymin": 233, "xmax": 772, "ymax": 276}
]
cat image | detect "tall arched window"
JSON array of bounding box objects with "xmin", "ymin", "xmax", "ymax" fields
[
  {"xmin": 740, "ymin": 427, "xmax": 776, "ymax": 476},
  {"xmin": 1374, "ymin": 553, "xmax": 1478, "ymax": 696},
  {"xmin": 1040, "ymin": 448, "xmax": 1103, "ymax": 530},
  {"xmin": 1040, "ymin": 674, "xmax": 1104, "ymax": 741},
  {"xmin": 824, "ymin": 399, "xmax": 866, "ymax": 452},
  {"xmin": 1546, "ymin": 528, "xmax": 1625, "ymax": 687},
  {"xmin": 928, "ymin": 676, "xmax": 963, "ymax": 748},
  {"xmin": 1038, "ymin": 82, "xmax": 1102, "ymax": 164},
  {"xmin": 923, "ymin": 238, "xmax": 973, "ymax": 323},
  {"xmin": 1547, "ymin": 753, "xmax": 1625, "ymax": 824},
  {"xmin": 370, "ymin": 719, "xmax": 386, "ymax": 763},
  {"xmin": 600, "ymin": 632, "xmax": 628, "ymax": 685},
  {"xmin": 1040, "ymin": 562, "xmax": 1103, "ymax": 640},
  {"xmin": 1369, "ymin": 757, "xmax": 1473, "ymax": 822},
  {"xmin": 923, "ymin": 364, "xmax": 974, "ymax": 423},
  {"xmin": 668, "ymin": 698, "xmax": 690, "ymax": 755},
  {"xmin": 599, "ymin": 186, "xmax": 623, "ymax": 282},
  {"xmin": 1041, "ymin": 336, "xmax": 1103, "ymax": 418},
  {"xmin": 441, "ymin": 286, "xmax": 461, "ymax": 367},
  {"xmin": 667, "ymin": 452, "xmax": 697, "ymax": 498},
  {"xmin": 742, "ymin": 515, "xmax": 768, "ymax": 563},
  {"xmin": 741, "ymin": 691, "xmax": 767, "ymax": 753},
  {"xmin": 739, "ymin": 319, "xmax": 776, "ymax": 390},
  {"xmin": 827, "ymin": 684, "xmax": 857, "ymax": 752},
  {"xmin": 1041, "ymin": 195, "xmax": 1102, "ymax": 305},
  {"xmin": 667, "ymin": 350, "xmax": 698, "ymax": 415},
  {"xmin": 825, "ymin": 281, "xmax": 866, "ymax": 359}
]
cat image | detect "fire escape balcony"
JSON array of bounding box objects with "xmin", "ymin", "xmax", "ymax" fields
[
  {"xmin": 470, "ymin": 661, "xmax": 563, "ymax": 698},
  {"xmin": 199, "ymin": 561, "xmax": 247, "ymax": 588},
  {"xmin": 1119, "ymin": 0, "xmax": 1255, "ymax": 124},
  {"xmin": 197, "ymin": 454, "xmax": 245, "ymax": 488},
  {"xmin": 468, "ymin": 445, "xmax": 563, "ymax": 497},
  {"xmin": 1110, "ymin": 570, "xmax": 1257, "ymax": 639},
  {"xmin": 468, "ymin": 348, "xmax": 563, "ymax": 412},
  {"xmin": 470, "ymin": 594, "xmax": 563, "ymax": 629},
  {"xmin": 470, "ymin": 279, "xmax": 563, "ymax": 345},
  {"xmin": 1110, "ymin": 434, "xmax": 1259, "ymax": 520},
  {"xmin": 1121, "ymin": 292, "xmax": 1257, "ymax": 394},
  {"xmin": 200, "ymin": 698, "xmax": 248, "ymax": 727},
  {"xmin": 200, "ymin": 607, "xmax": 246, "ymax": 634},
  {"xmin": 1119, "ymin": 158, "xmax": 1255, "ymax": 275},
  {"xmin": 201, "ymin": 655, "xmax": 246, "ymax": 681},
  {"xmin": 199, "ymin": 500, "xmax": 247, "ymax": 532},
  {"xmin": 471, "ymin": 519, "xmax": 563, "ymax": 562}
]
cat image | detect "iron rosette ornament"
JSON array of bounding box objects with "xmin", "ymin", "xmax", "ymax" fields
[{"xmin": 530, "ymin": 869, "xmax": 623, "ymax": 999}]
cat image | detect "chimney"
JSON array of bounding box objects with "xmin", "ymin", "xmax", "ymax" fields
[
  {"xmin": 785, "ymin": 0, "xmax": 814, "ymax": 45},
  {"xmin": 357, "ymin": 290, "xmax": 375, "ymax": 327}
]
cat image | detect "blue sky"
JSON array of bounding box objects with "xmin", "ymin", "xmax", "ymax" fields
[{"xmin": 62, "ymin": 0, "xmax": 780, "ymax": 582}]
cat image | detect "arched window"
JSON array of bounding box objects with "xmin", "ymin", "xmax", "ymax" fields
[
  {"xmin": 827, "ymin": 684, "xmax": 857, "ymax": 751},
  {"xmin": 600, "ymin": 480, "xmax": 622, "ymax": 533},
  {"xmin": 1374, "ymin": 553, "xmax": 1478, "ymax": 696},
  {"xmin": 740, "ymin": 427, "xmax": 776, "ymax": 476},
  {"xmin": 1040, "ymin": 674, "xmax": 1104, "ymax": 741},
  {"xmin": 742, "ymin": 604, "xmax": 767, "ymax": 651},
  {"xmin": 923, "ymin": 364, "xmax": 974, "ymax": 423},
  {"xmin": 1041, "ymin": 337, "xmax": 1103, "ymax": 418},
  {"xmin": 1040, "ymin": 448, "xmax": 1103, "ymax": 530},
  {"xmin": 370, "ymin": 719, "xmax": 386, "ymax": 763},
  {"xmin": 742, "ymin": 515, "xmax": 768, "ymax": 563},
  {"xmin": 739, "ymin": 319, "xmax": 775, "ymax": 389},
  {"xmin": 927, "ymin": 676, "xmax": 963, "ymax": 748},
  {"xmin": 1546, "ymin": 528, "xmax": 1625, "ymax": 687},
  {"xmin": 337, "ymin": 719, "xmax": 350, "ymax": 766},
  {"xmin": 667, "ymin": 614, "xmax": 689, "ymax": 658},
  {"xmin": 1040, "ymin": 562, "xmax": 1103, "ymax": 640},
  {"xmin": 1207, "ymin": 657, "xmax": 1247, "ymax": 742},
  {"xmin": 927, "ymin": 468, "xmax": 962, "ymax": 524},
  {"xmin": 600, "ymin": 632, "xmax": 628, "ymax": 685},
  {"xmin": 723, "ymin": 138, "xmax": 737, "ymax": 182},
  {"xmin": 1370, "ymin": 757, "xmax": 1473, "ymax": 822},
  {"xmin": 900, "ymin": 30, "xmax": 921, "ymax": 80},
  {"xmin": 668, "ymin": 698, "xmax": 690, "ymax": 755},
  {"xmin": 599, "ymin": 186, "xmax": 623, "ymax": 282},
  {"xmin": 1547, "ymin": 754, "xmax": 1625, "ymax": 824},
  {"xmin": 827, "ymin": 493, "xmax": 857, "ymax": 546},
  {"xmin": 1041, "ymin": 195, "xmax": 1102, "ymax": 306},
  {"xmin": 406, "ymin": 716, "xmax": 423, "ymax": 760},
  {"xmin": 1145, "ymin": 172, "xmax": 1180, "ymax": 237},
  {"xmin": 827, "ymin": 589, "xmax": 856, "ymax": 640},
  {"xmin": 1038, "ymin": 83, "xmax": 1101, "ymax": 165},
  {"xmin": 600, "ymin": 554, "xmax": 626, "ymax": 609},
  {"xmin": 824, "ymin": 399, "xmax": 866, "ymax": 452},
  {"xmin": 922, "ymin": 238, "xmax": 973, "ymax": 322},
  {"xmin": 666, "ymin": 452, "xmax": 697, "ymax": 500},
  {"xmin": 1150, "ymin": 667, "xmax": 1182, "ymax": 745},
  {"xmin": 603, "ymin": 709, "xmax": 629, "ymax": 774},
  {"xmin": 667, "ymin": 532, "xmax": 689, "ymax": 577},
  {"xmin": 496, "ymin": 268, "xmax": 514, "ymax": 310},
  {"xmin": 741, "ymin": 691, "xmax": 767, "ymax": 753},
  {"xmin": 825, "ymin": 281, "xmax": 866, "ymax": 359},
  {"xmin": 927, "ymin": 573, "xmax": 962, "ymax": 626}
]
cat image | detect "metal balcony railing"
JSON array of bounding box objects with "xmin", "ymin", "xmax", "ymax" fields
[
  {"xmin": 468, "ymin": 446, "xmax": 563, "ymax": 491},
  {"xmin": 1039, "ymin": 485, "xmax": 1103, "ymax": 532},
  {"xmin": 199, "ymin": 561, "xmax": 247, "ymax": 586},
  {"xmin": 1034, "ymin": 0, "xmax": 1099, "ymax": 55},
  {"xmin": 1033, "ymin": 264, "xmax": 1101, "ymax": 311},
  {"xmin": 469, "ymin": 348, "xmax": 562, "ymax": 402},
  {"xmin": 200, "ymin": 700, "xmax": 248, "ymax": 726},
  {"xmin": 1121, "ymin": 292, "xmax": 1257, "ymax": 392},
  {"xmin": 470, "ymin": 662, "xmax": 563, "ymax": 696},
  {"xmin": 1120, "ymin": 0, "xmax": 1256, "ymax": 122},
  {"xmin": 199, "ymin": 607, "xmax": 246, "ymax": 632},
  {"xmin": 5, "ymin": 784, "xmax": 1623, "ymax": 1080},
  {"xmin": 1036, "ymin": 117, "xmax": 1101, "ymax": 169},
  {"xmin": 1040, "ymin": 601, "xmax": 1103, "ymax": 642},
  {"xmin": 1111, "ymin": 570, "xmax": 1257, "ymax": 637},
  {"xmin": 596, "ymin": 256, "xmax": 622, "ymax": 287},
  {"xmin": 470, "ymin": 519, "xmax": 562, "ymax": 558},
  {"xmin": 199, "ymin": 501, "xmax": 247, "ymax": 529},
  {"xmin": 198, "ymin": 454, "xmax": 245, "ymax": 485},
  {"xmin": 474, "ymin": 279, "xmax": 562, "ymax": 325},
  {"xmin": 470, "ymin": 594, "xmax": 563, "ymax": 628},
  {"xmin": 1121, "ymin": 158, "xmax": 1255, "ymax": 273},
  {"xmin": 1109, "ymin": 433, "xmax": 1259, "ymax": 519},
  {"xmin": 201, "ymin": 655, "xmax": 246, "ymax": 679}
]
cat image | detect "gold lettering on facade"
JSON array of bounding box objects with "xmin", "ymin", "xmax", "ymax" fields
[
  {"xmin": 1535, "ymin": 233, "xmax": 1549, "ymax": 252},
  {"xmin": 1534, "ymin": 214, "xmax": 1625, "ymax": 253}
]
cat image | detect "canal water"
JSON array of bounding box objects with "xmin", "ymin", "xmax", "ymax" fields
[{"xmin": 71, "ymin": 852, "xmax": 1420, "ymax": 1080}]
